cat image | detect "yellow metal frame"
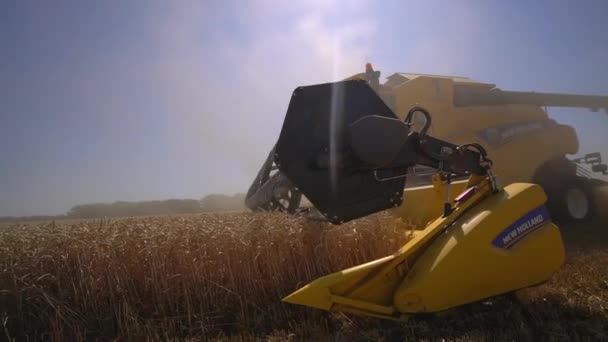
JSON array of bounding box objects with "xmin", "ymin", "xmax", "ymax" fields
[
  {"xmin": 284, "ymin": 173, "xmax": 493, "ymax": 320},
  {"xmin": 284, "ymin": 172, "xmax": 565, "ymax": 320}
]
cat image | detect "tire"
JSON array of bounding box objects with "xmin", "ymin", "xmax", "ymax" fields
[{"xmin": 549, "ymin": 177, "xmax": 596, "ymax": 223}]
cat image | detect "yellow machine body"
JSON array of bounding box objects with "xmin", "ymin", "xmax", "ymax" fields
[
  {"xmin": 284, "ymin": 177, "xmax": 565, "ymax": 319},
  {"xmin": 246, "ymin": 67, "xmax": 607, "ymax": 223},
  {"xmin": 393, "ymin": 183, "xmax": 564, "ymax": 313},
  {"xmin": 345, "ymin": 73, "xmax": 586, "ymax": 224}
]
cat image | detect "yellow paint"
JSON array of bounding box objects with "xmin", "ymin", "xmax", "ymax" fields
[
  {"xmin": 281, "ymin": 71, "xmax": 586, "ymax": 320},
  {"xmin": 363, "ymin": 73, "xmax": 580, "ymax": 224},
  {"xmin": 393, "ymin": 183, "xmax": 564, "ymax": 313},
  {"xmin": 283, "ymin": 177, "xmax": 565, "ymax": 320},
  {"xmin": 393, "ymin": 180, "xmax": 468, "ymax": 227}
]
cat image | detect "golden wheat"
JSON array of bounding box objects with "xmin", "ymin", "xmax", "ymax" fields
[
  {"xmin": 1, "ymin": 214, "xmax": 607, "ymax": 341},
  {"xmin": 0, "ymin": 212, "xmax": 410, "ymax": 340}
]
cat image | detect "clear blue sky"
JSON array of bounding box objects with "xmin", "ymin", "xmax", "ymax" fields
[{"xmin": 1, "ymin": 0, "xmax": 607, "ymax": 216}]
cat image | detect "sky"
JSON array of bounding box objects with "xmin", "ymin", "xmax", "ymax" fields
[{"xmin": 1, "ymin": 0, "xmax": 607, "ymax": 216}]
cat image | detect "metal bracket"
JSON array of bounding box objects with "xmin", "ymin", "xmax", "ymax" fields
[{"xmin": 373, "ymin": 169, "xmax": 408, "ymax": 182}]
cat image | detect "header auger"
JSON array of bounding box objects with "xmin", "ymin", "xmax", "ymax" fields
[{"xmin": 247, "ymin": 78, "xmax": 566, "ymax": 320}]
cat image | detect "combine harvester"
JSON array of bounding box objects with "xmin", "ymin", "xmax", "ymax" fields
[
  {"xmin": 246, "ymin": 64, "xmax": 608, "ymax": 224},
  {"xmin": 246, "ymin": 77, "xmax": 605, "ymax": 320}
]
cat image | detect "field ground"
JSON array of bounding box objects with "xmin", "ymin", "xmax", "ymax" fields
[{"xmin": 1, "ymin": 212, "xmax": 607, "ymax": 341}]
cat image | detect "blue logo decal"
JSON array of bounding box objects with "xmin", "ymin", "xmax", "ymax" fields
[
  {"xmin": 477, "ymin": 120, "xmax": 554, "ymax": 148},
  {"xmin": 492, "ymin": 206, "xmax": 551, "ymax": 249}
]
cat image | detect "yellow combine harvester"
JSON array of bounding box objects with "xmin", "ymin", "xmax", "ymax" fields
[
  {"xmin": 251, "ymin": 79, "xmax": 566, "ymax": 319},
  {"xmin": 246, "ymin": 64, "xmax": 608, "ymax": 224}
]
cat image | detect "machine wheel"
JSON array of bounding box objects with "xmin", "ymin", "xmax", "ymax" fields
[
  {"xmin": 550, "ymin": 177, "xmax": 596, "ymax": 223},
  {"xmin": 245, "ymin": 146, "xmax": 302, "ymax": 213}
]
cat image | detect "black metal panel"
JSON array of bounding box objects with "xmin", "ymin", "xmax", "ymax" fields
[{"xmin": 275, "ymin": 80, "xmax": 406, "ymax": 224}]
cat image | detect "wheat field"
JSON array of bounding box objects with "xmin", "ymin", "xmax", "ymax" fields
[{"xmin": 1, "ymin": 212, "xmax": 607, "ymax": 341}]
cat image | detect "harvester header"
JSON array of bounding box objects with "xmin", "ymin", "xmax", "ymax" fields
[{"xmin": 248, "ymin": 75, "xmax": 568, "ymax": 321}]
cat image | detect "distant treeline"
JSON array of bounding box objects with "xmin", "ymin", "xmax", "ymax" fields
[{"xmin": 0, "ymin": 193, "xmax": 247, "ymax": 222}]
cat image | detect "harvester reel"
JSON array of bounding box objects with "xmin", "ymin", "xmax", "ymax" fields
[{"xmin": 245, "ymin": 146, "xmax": 302, "ymax": 213}]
